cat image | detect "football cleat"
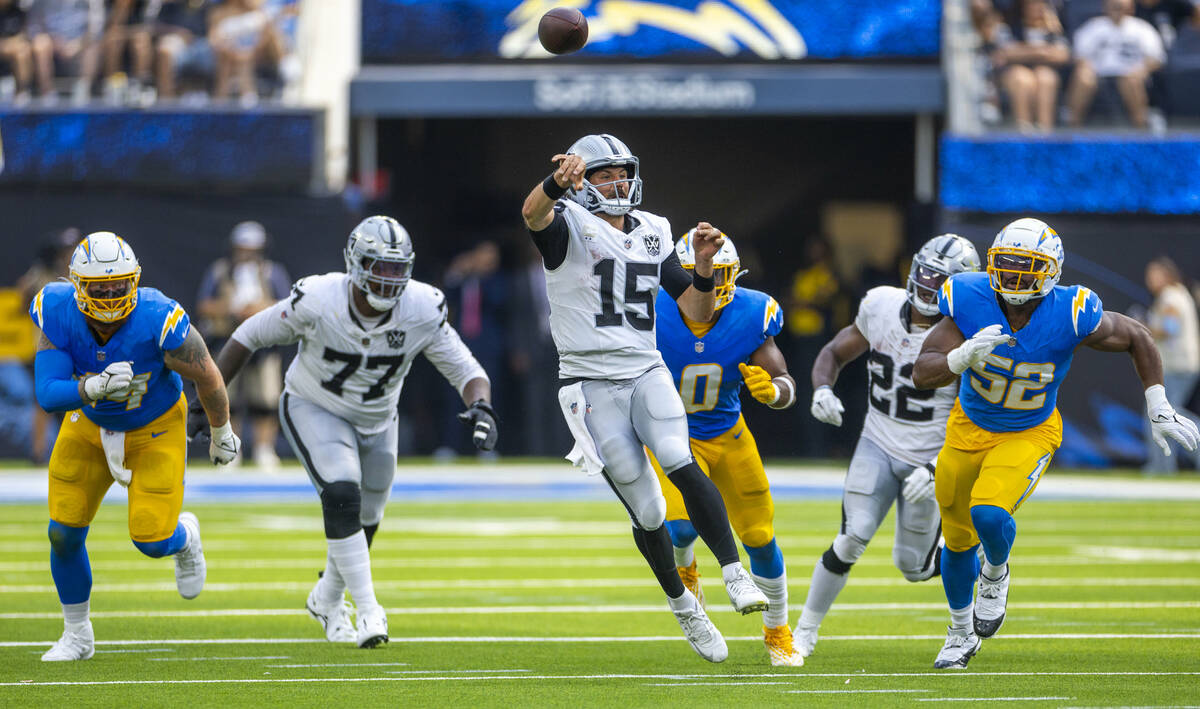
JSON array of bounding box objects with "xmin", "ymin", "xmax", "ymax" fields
[
  {"xmin": 793, "ymin": 621, "xmax": 819, "ymax": 658},
  {"xmin": 677, "ymin": 560, "xmax": 705, "ymax": 609},
  {"xmin": 763, "ymin": 624, "xmax": 804, "ymax": 667},
  {"xmin": 974, "ymin": 565, "xmax": 1010, "ymax": 638},
  {"xmin": 724, "ymin": 565, "xmax": 769, "ymax": 615},
  {"xmin": 306, "ymin": 583, "xmax": 357, "ymax": 643},
  {"xmin": 174, "ymin": 512, "xmax": 206, "ymax": 600},
  {"xmin": 356, "ymin": 604, "xmax": 389, "ymax": 648},
  {"xmin": 673, "ymin": 603, "xmax": 727, "ymax": 663},
  {"xmin": 933, "ymin": 625, "xmax": 981, "ymax": 669},
  {"xmin": 42, "ymin": 622, "xmax": 95, "ymax": 662}
]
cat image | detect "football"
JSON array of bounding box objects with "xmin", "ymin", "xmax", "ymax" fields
[{"xmin": 538, "ymin": 7, "xmax": 588, "ymax": 55}]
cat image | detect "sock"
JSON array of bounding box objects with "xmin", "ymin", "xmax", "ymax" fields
[
  {"xmin": 48, "ymin": 521, "xmax": 91, "ymax": 605},
  {"xmin": 981, "ymin": 560, "xmax": 1008, "ymax": 581},
  {"xmin": 941, "ymin": 545, "xmax": 981, "ymax": 611},
  {"xmin": 667, "ymin": 463, "xmax": 738, "ymax": 566},
  {"xmin": 315, "ymin": 546, "xmax": 347, "ymax": 605},
  {"xmin": 666, "ymin": 589, "xmax": 698, "ymax": 612},
  {"xmin": 971, "ymin": 505, "xmax": 1016, "ymax": 567},
  {"xmin": 950, "ymin": 604, "xmax": 974, "ymax": 630},
  {"xmin": 798, "ymin": 559, "xmax": 849, "ymax": 628},
  {"xmin": 62, "ymin": 600, "xmax": 89, "ymax": 629},
  {"xmin": 327, "ymin": 530, "xmax": 378, "ymax": 610},
  {"xmin": 673, "ymin": 543, "xmax": 695, "ymax": 568},
  {"xmin": 632, "ymin": 525, "xmax": 685, "ymax": 598},
  {"xmin": 753, "ymin": 572, "xmax": 789, "ymax": 628},
  {"xmin": 744, "ymin": 538, "xmax": 785, "ymax": 578}
]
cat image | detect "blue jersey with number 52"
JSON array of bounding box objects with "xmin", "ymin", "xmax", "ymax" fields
[
  {"xmin": 30, "ymin": 282, "xmax": 191, "ymax": 432},
  {"xmin": 940, "ymin": 271, "xmax": 1103, "ymax": 432},
  {"xmin": 655, "ymin": 287, "xmax": 783, "ymax": 440}
]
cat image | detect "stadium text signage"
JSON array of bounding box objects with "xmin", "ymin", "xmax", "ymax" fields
[{"xmin": 533, "ymin": 74, "xmax": 755, "ymax": 111}]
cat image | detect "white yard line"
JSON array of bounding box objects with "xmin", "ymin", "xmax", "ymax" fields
[
  {"xmin": 915, "ymin": 698, "xmax": 1073, "ymax": 703},
  {"xmin": 147, "ymin": 656, "xmax": 291, "ymax": 662}
]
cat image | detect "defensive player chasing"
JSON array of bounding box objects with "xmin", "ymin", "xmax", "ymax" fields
[
  {"xmin": 207, "ymin": 216, "xmax": 495, "ymax": 648},
  {"xmin": 798, "ymin": 234, "xmax": 981, "ymax": 658},
  {"xmin": 913, "ymin": 218, "xmax": 1200, "ymax": 668},
  {"xmin": 31, "ymin": 232, "xmax": 240, "ymax": 661},
  {"xmin": 646, "ymin": 231, "xmax": 805, "ymax": 666},
  {"xmin": 521, "ymin": 134, "xmax": 767, "ymax": 663}
]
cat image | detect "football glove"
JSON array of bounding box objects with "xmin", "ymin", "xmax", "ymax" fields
[
  {"xmin": 946, "ymin": 324, "xmax": 1012, "ymax": 375},
  {"xmin": 739, "ymin": 363, "xmax": 779, "ymax": 405},
  {"xmin": 84, "ymin": 361, "xmax": 134, "ymax": 401},
  {"xmin": 458, "ymin": 399, "xmax": 499, "ymax": 451},
  {"xmin": 902, "ymin": 464, "xmax": 936, "ymax": 503},
  {"xmin": 1146, "ymin": 384, "xmax": 1200, "ymax": 456},
  {"xmin": 186, "ymin": 397, "xmax": 209, "ymax": 444},
  {"xmin": 810, "ymin": 385, "xmax": 844, "ymax": 426},
  {"xmin": 209, "ymin": 421, "xmax": 241, "ymax": 465}
]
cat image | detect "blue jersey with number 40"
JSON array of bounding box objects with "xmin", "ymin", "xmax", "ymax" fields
[
  {"xmin": 30, "ymin": 281, "xmax": 191, "ymax": 432},
  {"xmin": 940, "ymin": 271, "xmax": 1103, "ymax": 432},
  {"xmin": 655, "ymin": 287, "xmax": 784, "ymax": 440}
]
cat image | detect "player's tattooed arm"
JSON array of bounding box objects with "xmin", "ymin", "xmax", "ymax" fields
[
  {"xmin": 912, "ymin": 316, "xmax": 967, "ymax": 389},
  {"xmin": 1081, "ymin": 311, "xmax": 1163, "ymax": 387},
  {"xmin": 811, "ymin": 324, "xmax": 870, "ymax": 390},
  {"xmin": 164, "ymin": 328, "xmax": 231, "ymax": 426}
]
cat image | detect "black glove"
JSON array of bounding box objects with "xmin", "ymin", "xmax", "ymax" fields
[
  {"xmin": 186, "ymin": 397, "xmax": 210, "ymax": 444},
  {"xmin": 457, "ymin": 399, "xmax": 498, "ymax": 451}
]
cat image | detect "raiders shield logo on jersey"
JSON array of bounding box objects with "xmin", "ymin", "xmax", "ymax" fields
[
  {"xmin": 386, "ymin": 329, "xmax": 406, "ymax": 349},
  {"xmin": 643, "ymin": 234, "xmax": 661, "ymax": 256}
]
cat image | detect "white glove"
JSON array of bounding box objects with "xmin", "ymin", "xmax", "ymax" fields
[
  {"xmin": 902, "ymin": 464, "xmax": 936, "ymax": 503},
  {"xmin": 811, "ymin": 385, "xmax": 844, "ymax": 426},
  {"xmin": 209, "ymin": 421, "xmax": 241, "ymax": 465},
  {"xmin": 1146, "ymin": 384, "xmax": 1200, "ymax": 456},
  {"xmin": 946, "ymin": 324, "xmax": 1013, "ymax": 375},
  {"xmin": 84, "ymin": 361, "xmax": 134, "ymax": 401}
]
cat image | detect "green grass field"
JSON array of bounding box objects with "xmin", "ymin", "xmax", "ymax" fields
[{"xmin": 1, "ymin": 496, "xmax": 1198, "ymax": 707}]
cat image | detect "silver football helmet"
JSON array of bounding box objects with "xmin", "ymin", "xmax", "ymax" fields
[
  {"xmin": 907, "ymin": 233, "xmax": 982, "ymax": 317},
  {"xmin": 344, "ymin": 215, "xmax": 414, "ymax": 311},
  {"xmin": 566, "ymin": 133, "xmax": 643, "ymax": 215}
]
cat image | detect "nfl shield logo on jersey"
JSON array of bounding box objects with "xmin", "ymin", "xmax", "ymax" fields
[
  {"xmin": 623, "ymin": 238, "xmax": 633, "ymax": 250},
  {"xmin": 386, "ymin": 329, "xmax": 406, "ymax": 349},
  {"xmin": 643, "ymin": 234, "xmax": 661, "ymax": 256}
]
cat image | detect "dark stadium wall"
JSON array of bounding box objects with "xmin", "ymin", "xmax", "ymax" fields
[{"xmin": 941, "ymin": 212, "xmax": 1200, "ymax": 467}]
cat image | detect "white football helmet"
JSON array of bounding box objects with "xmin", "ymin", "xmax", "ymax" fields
[
  {"xmin": 68, "ymin": 232, "xmax": 141, "ymax": 322},
  {"xmin": 566, "ymin": 133, "xmax": 643, "ymax": 215},
  {"xmin": 675, "ymin": 229, "xmax": 746, "ymax": 310},
  {"xmin": 344, "ymin": 215, "xmax": 414, "ymax": 311},
  {"xmin": 907, "ymin": 234, "xmax": 982, "ymax": 317},
  {"xmin": 987, "ymin": 217, "xmax": 1064, "ymax": 305}
]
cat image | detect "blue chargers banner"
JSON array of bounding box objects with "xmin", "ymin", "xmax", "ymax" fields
[
  {"xmin": 361, "ymin": 0, "xmax": 940, "ymax": 63},
  {"xmin": 941, "ymin": 134, "xmax": 1200, "ymax": 215},
  {"xmin": 0, "ymin": 109, "xmax": 316, "ymax": 188}
]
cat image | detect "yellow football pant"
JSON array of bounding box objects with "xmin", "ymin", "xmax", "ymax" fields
[
  {"xmin": 936, "ymin": 401, "xmax": 1061, "ymax": 552},
  {"xmin": 648, "ymin": 414, "xmax": 776, "ymax": 548},
  {"xmin": 48, "ymin": 393, "xmax": 188, "ymax": 542}
]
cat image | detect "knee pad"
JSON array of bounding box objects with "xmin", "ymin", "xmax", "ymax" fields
[
  {"xmin": 971, "ymin": 505, "xmax": 1016, "ymax": 550},
  {"xmin": 599, "ymin": 442, "xmax": 646, "ymax": 485},
  {"xmin": 666, "ymin": 519, "xmax": 698, "ymax": 548},
  {"xmin": 831, "ymin": 533, "xmax": 868, "ymax": 568},
  {"xmin": 320, "ymin": 481, "xmax": 362, "ymax": 539},
  {"xmin": 47, "ymin": 521, "xmax": 87, "ymax": 556},
  {"xmin": 133, "ymin": 537, "xmax": 174, "ymax": 558},
  {"xmin": 821, "ymin": 544, "xmax": 855, "ymax": 575},
  {"xmin": 739, "ymin": 524, "xmax": 774, "ymax": 550},
  {"xmin": 633, "ymin": 494, "xmax": 666, "ymax": 531},
  {"xmin": 895, "ymin": 546, "xmax": 937, "ymax": 582}
]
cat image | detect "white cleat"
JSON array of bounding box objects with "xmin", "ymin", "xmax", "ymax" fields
[
  {"xmin": 763, "ymin": 624, "xmax": 804, "ymax": 667},
  {"xmin": 934, "ymin": 625, "xmax": 981, "ymax": 669},
  {"xmin": 793, "ymin": 622, "xmax": 819, "ymax": 658},
  {"xmin": 41, "ymin": 622, "xmax": 95, "ymax": 662},
  {"xmin": 974, "ymin": 566, "xmax": 1010, "ymax": 638},
  {"xmin": 306, "ymin": 584, "xmax": 357, "ymax": 643},
  {"xmin": 673, "ymin": 603, "xmax": 727, "ymax": 663},
  {"xmin": 175, "ymin": 512, "xmax": 206, "ymax": 600},
  {"xmin": 356, "ymin": 604, "xmax": 389, "ymax": 648},
  {"xmin": 724, "ymin": 565, "xmax": 769, "ymax": 615}
]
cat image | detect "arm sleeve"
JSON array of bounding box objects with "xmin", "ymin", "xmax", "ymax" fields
[
  {"xmin": 422, "ymin": 322, "xmax": 489, "ymax": 396},
  {"xmin": 34, "ymin": 348, "xmax": 86, "ymax": 413},
  {"xmin": 528, "ymin": 207, "xmax": 570, "ymax": 271},
  {"xmin": 660, "ymin": 251, "xmax": 693, "ymax": 300},
  {"xmin": 229, "ymin": 298, "xmax": 305, "ymax": 350}
]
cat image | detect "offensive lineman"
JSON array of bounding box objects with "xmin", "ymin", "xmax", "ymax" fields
[
  {"xmin": 202, "ymin": 216, "xmax": 496, "ymax": 648},
  {"xmin": 797, "ymin": 234, "xmax": 982, "ymax": 657},
  {"xmin": 521, "ymin": 134, "xmax": 767, "ymax": 663}
]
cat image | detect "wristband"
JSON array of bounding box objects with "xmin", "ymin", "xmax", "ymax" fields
[
  {"xmin": 922, "ymin": 461, "xmax": 937, "ymax": 475},
  {"xmin": 542, "ymin": 174, "xmax": 567, "ymax": 200},
  {"xmin": 769, "ymin": 377, "xmax": 795, "ymax": 409},
  {"xmin": 211, "ymin": 421, "xmax": 232, "ymax": 440},
  {"xmin": 691, "ymin": 271, "xmax": 715, "ymax": 293},
  {"xmin": 1145, "ymin": 384, "xmax": 1169, "ymax": 412}
]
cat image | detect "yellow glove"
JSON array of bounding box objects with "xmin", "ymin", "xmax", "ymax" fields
[{"xmin": 739, "ymin": 363, "xmax": 778, "ymax": 405}]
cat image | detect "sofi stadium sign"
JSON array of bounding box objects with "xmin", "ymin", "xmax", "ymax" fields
[{"xmin": 533, "ymin": 75, "xmax": 754, "ymax": 111}]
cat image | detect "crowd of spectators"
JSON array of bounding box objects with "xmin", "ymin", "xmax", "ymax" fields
[
  {"xmin": 0, "ymin": 0, "xmax": 299, "ymax": 107},
  {"xmin": 973, "ymin": 0, "xmax": 1200, "ymax": 131}
]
